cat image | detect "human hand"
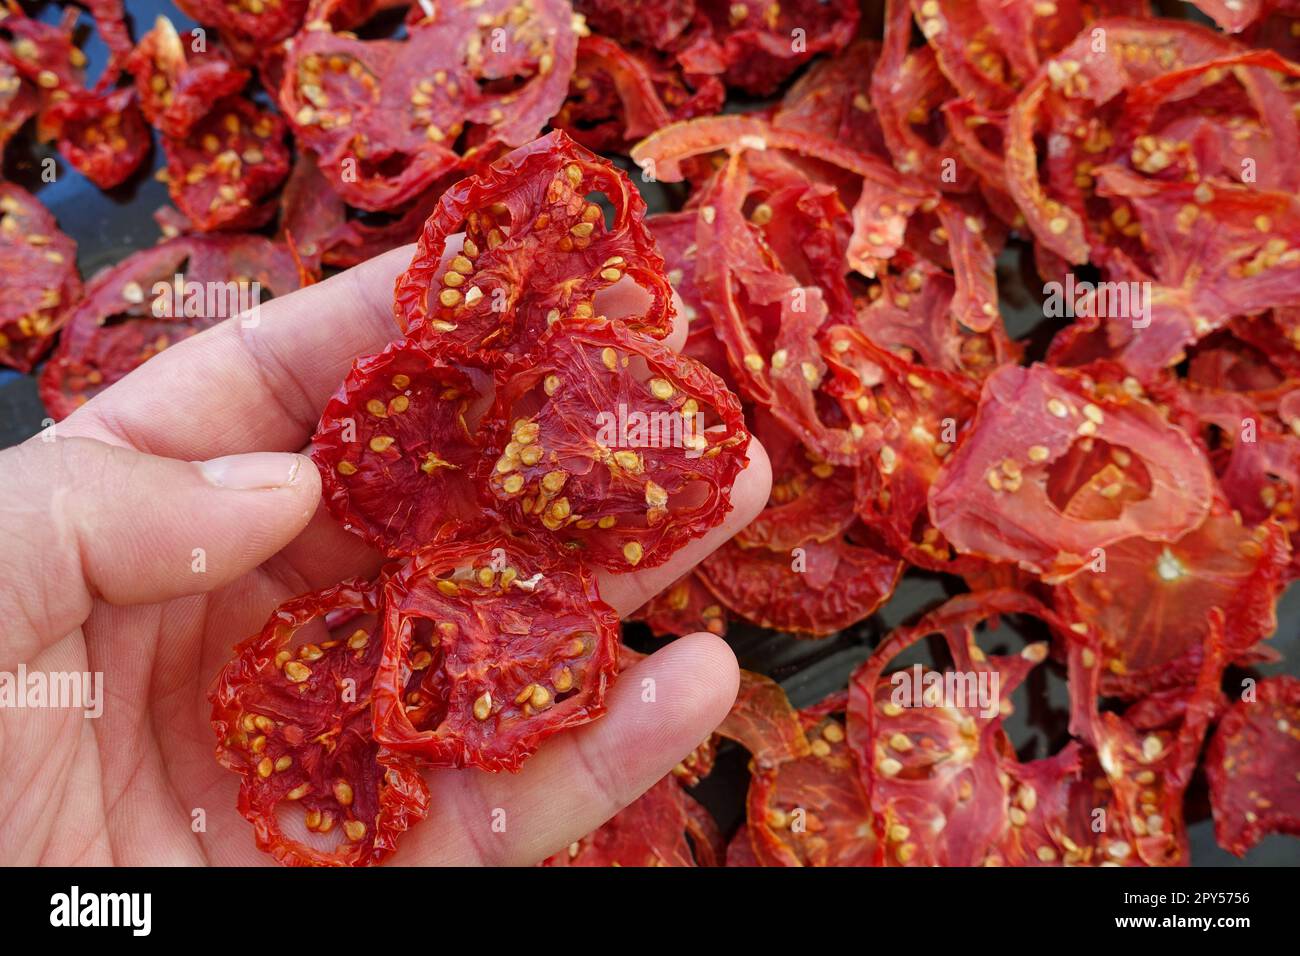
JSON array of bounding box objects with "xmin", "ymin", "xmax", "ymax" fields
[{"xmin": 0, "ymin": 245, "xmax": 771, "ymax": 865}]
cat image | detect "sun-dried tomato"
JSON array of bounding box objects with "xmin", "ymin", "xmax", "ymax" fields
[
  {"xmin": 278, "ymin": 0, "xmax": 576, "ymax": 211},
  {"xmin": 632, "ymin": 571, "xmax": 727, "ymax": 638},
  {"xmin": 41, "ymin": 86, "xmax": 151, "ymax": 189},
  {"xmin": 929, "ymin": 363, "xmax": 1215, "ymax": 580},
  {"xmin": 845, "ymin": 591, "xmax": 1055, "ymax": 866},
  {"xmin": 1206, "ymin": 676, "xmax": 1300, "ymax": 856},
  {"xmin": 39, "ymin": 235, "xmax": 304, "ymax": 419},
  {"xmin": 541, "ymin": 776, "xmax": 721, "ymax": 866},
  {"xmin": 737, "ymin": 410, "xmax": 857, "ymax": 552},
  {"xmin": 396, "ymin": 130, "xmax": 673, "ymax": 369},
  {"xmin": 1077, "ymin": 168, "xmax": 1300, "ymax": 380},
  {"xmin": 311, "ymin": 338, "xmax": 491, "ymax": 556},
  {"xmin": 747, "ymin": 705, "xmax": 879, "ymax": 866},
  {"xmin": 573, "ymin": 0, "xmax": 694, "ymax": 52},
  {"xmin": 163, "ymin": 96, "xmax": 290, "ymax": 232},
  {"xmin": 554, "ymin": 35, "xmax": 721, "ymax": 152},
  {"xmin": 870, "ymin": 1, "xmax": 972, "ymax": 190},
  {"xmin": 1055, "ymin": 505, "xmax": 1289, "ymax": 697},
  {"xmin": 374, "ymin": 538, "xmax": 621, "ymax": 772},
  {"xmin": 725, "ymin": 824, "xmax": 759, "ymax": 866},
  {"xmin": 127, "ymin": 15, "xmax": 251, "ymax": 140},
  {"xmin": 698, "ymin": 523, "xmax": 902, "ymax": 636},
  {"xmin": 482, "ymin": 319, "xmax": 749, "ymax": 573},
  {"xmin": 175, "ymin": 0, "xmax": 310, "ymax": 49},
  {"xmin": 772, "ymin": 38, "xmax": 883, "ymax": 159},
  {"xmin": 1064, "ymin": 615, "xmax": 1228, "ymax": 865},
  {"xmin": 0, "ymin": 6, "xmax": 84, "ymax": 98},
  {"xmin": 694, "ymin": 0, "xmax": 860, "ymax": 96},
  {"xmin": 210, "ymin": 580, "xmax": 430, "ymax": 866},
  {"xmin": 0, "ymin": 184, "xmax": 80, "ymax": 373},
  {"xmin": 1005, "ymin": 19, "xmax": 1240, "ymax": 265},
  {"xmin": 821, "ymin": 324, "xmax": 984, "ymax": 572},
  {"xmin": 715, "ymin": 668, "xmax": 808, "ymax": 769},
  {"xmin": 0, "ymin": 55, "xmax": 37, "ymax": 151}
]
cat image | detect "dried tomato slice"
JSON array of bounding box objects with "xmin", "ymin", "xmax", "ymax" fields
[
  {"xmin": 632, "ymin": 571, "xmax": 727, "ymax": 638},
  {"xmin": 696, "ymin": 0, "xmax": 860, "ymax": 95},
  {"xmin": 736, "ymin": 410, "xmax": 857, "ymax": 552},
  {"xmin": 1005, "ymin": 19, "xmax": 1239, "ymax": 264},
  {"xmin": 175, "ymin": 0, "xmax": 309, "ymax": 49},
  {"xmin": 573, "ymin": 0, "xmax": 693, "ymax": 52},
  {"xmin": 41, "ymin": 86, "xmax": 151, "ymax": 189},
  {"xmin": 845, "ymin": 591, "xmax": 1056, "ymax": 866},
  {"xmin": 127, "ymin": 15, "xmax": 251, "ymax": 139},
  {"xmin": 1080, "ymin": 169, "xmax": 1300, "ymax": 379},
  {"xmin": 1064, "ymin": 616, "xmax": 1228, "ymax": 866},
  {"xmin": 715, "ymin": 668, "xmax": 809, "ymax": 769},
  {"xmin": 0, "ymin": 184, "xmax": 80, "ymax": 373},
  {"xmin": 773, "ymin": 38, "xmax": 883, "ymax": 158},
  {"xmin": 541, "ymin": 776, "xmax": 720, "ymax": 867},
  {"xmin": 929, "ymin": 363, "xmax": 1215, "ymax": 580},
  {"xmin": 482, "ymin": 319, "xmax": 749, "ymax": 573},
  {"xmin": 1055, "ymin": 505, "xmax": 1289, "ymax": 697},
  {"xmin": 279, "ymin": 0, "xmax": 576, "ymax": 211},
  {"xmin": 374, "ymin": 538, "xmax": 620, "ymax": 772},
  {"xmin": 698, "ymin": 523, "xmax": 902, "ymax": 636},
  {"xmin": 1, "ymin": 6, "xmax": 84, "ymax": 98},
  {"xmin": 210, "ymin": 580, "xmax": 430, "ymax": 866},
  {"xmin": 747, "ymin": 706, "xmax": 879, "ymax": 867},
  {"xmin": 39, "ymin": 235, "xmax": 304, "ymax": 419},
  {"xmin": 311, "ymin": 338, "xmax": 490, "ymax": 557},
  {"xmin": 0, "ymin": 55, "xmax": 38, "ymax": 152},
  {"xmin": 395, "ymin": 130, "xmax": 672, "ymax": 369},
  {"xmin": 1206, "ymin": 676, "xmax": 1300, "ymax": 856},
  {"xmin": 163, "ymin": 97, "xmax": 290, "ymax": 232},
  {"xmin": 821, "ymin": 324, "xmax": 984, "ymax": 571}
]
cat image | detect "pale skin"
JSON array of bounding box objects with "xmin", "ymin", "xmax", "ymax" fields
[{"xmin": 0, "ymin": 244, "xmax": 772, "ymax": 865}]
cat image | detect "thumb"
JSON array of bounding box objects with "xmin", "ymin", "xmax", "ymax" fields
[{"xmin": 0, "ymin": 436, "xmax": 319, "ymax": 655}]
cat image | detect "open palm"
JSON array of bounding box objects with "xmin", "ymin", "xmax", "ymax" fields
[{"xmin": 0, "ymin": 246, "xmax": 770, "ymax": 866}]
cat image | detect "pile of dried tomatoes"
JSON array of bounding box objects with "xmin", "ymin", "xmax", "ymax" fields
[{"xmin": 8, "ymin": 0, "xmax": 1300, "ymax": 865}]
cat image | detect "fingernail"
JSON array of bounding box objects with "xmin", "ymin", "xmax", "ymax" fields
[{"xmin": 198, "ymin": 453, "xmax": 303, "ymax": 490}]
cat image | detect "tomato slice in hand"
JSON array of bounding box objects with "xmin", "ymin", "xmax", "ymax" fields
[
  {"xmin": 312, "ymin": 338, "xmax": 490, "ymax": 556},
  {"xmin": 374, "ymin": 538, "xmax": 621, "ymax": 772},
  {"xmin": 396, "ymin": 130, "xmax": 673, "ymax": 370},
  {"xmin": 482, "ymin": 319, "xmax": 750, "ymax": 573},
  {"xmin": 210, "ymin": 580, "xmax": 430, "ymax": 867}
]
